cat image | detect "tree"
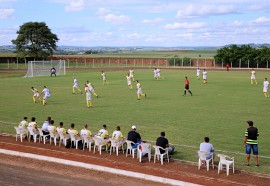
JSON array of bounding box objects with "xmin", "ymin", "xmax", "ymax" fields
[{"xmin": 12, "ymin": 22, "xmax": 59, "ymax": 58}]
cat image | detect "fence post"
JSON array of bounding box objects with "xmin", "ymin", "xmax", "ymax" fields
[
  {"xmin": 16, "ymin": 57, "xmax": 19, "ymax": 69},
  {"xmin": 142, "ymin": 59, "xmax": 143, "ymax": 67},
  {"xmin": 231, "ymin": 62, "xmax": 232, "ymax": 69},
  {"xmin": 190, "ymin": 59, "xmax": 192, "ymax": 67},
  {"xmin": 109, "ymin": 58, "xmax": 111, "ymax": 67},
  {"xmin": 248, "ymin": 60, "xmax": 249, "ymax": 68},
  {"xmin": 7, "ymin": 59, "xmax": 9, "ymax": 69},
  {"xmin": 173, "ymin": 58, "xmax": 175, "ymax": 67},
  {"xmin": 126, "ymin": 59, "xmax": 127, "ymax": 67},
  {"xmin": 85, "ymin": 58, "xmax": 86, "ymax": 67},
  {"xmin": 267, "ymin": 61, "xmax": 269, "ymax": 69},
  {"xmin": 257, "ymin": 63, "xmax": 259, "ymax": 69},
  {"xmin": 239, "ymin": 59, "xmax": 241, "ymax": 68},
  {"xmin": 213, "ymin": 59, "xmax": 215, "ymax": 68},
  {"xmin": 204, "ymin": 59, "xmax": 206, "ymax": 68},
  {"xmin": 222, "ymin": 59, "xmax": 223, "ymax": 68},
  {"xmin": 182, "ymin": 58, "xmax": 183, "ymax": 67}
]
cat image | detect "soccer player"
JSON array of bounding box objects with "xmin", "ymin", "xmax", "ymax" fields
[
  {"xmin": 154, "ymin": 68, "xmax": 158, "ymax": 80},
  {"xmin": 28, "ymin": 117, "xmax": 39, "ymax": 134},
  {"xmin": 18, "ymin": 117, "xmax": 28, "ymax": 133},
  {"xmin": 96, "ymin": 124, "xmax": 109, "ymax": 140},
  {"xmin": 196, "ymin": 67, "xmax": 201, "ymax": 80},
  {"xmin": 86, "ymin": 80, "xmax": 98, "ymax": 98},
  {"xmin": 80, "ymin": 124, "xmax": 92, "ymax": 137},
  {"xmin": 250, "ymin": 68, "xmax": 258, "ymax": 85},
  {"xmin": 68, "ymin": 123, "xmax": 79, "ymax": 136},
  {"xmin": 129, "ymin": 68, "xmax": 135, "ymax": 82},
  {"xmin": 263, "ymin": 78, "xmax": 269, "ymax": 98},
  {"xmin": 183, "ymin": 76, "xmax": 192, "ymax": 96},
  {"xmin": 157, "ymin": 68, "xmax": 161, "ymax": 79},
  {"xmin": 56, "ymin": 122, "xmax": 67, "ymax": 134},
  {"xmin": 31, "ymin": 87, "xmax": 42, "ymax": 103},
  {"xmin": 72, "ymin": 77, "xmax": 82, "ymax": 94},
  {"xmin": 112, "ymin": 126, "xmax": 125, "ymax": 145},
  {"xmin": 50, "ymin": 67, "xmax": 56, "ymax": 77},
  {"xmin": 136, "ymin": 80, "xmax": 146, "ymax": 100},
  {"xmin": 101, "ymin": 71, "xmax": 108, "ymax": 85},
  {"xmin": 42, "ymin": 116, "xmax": 51, "ymax": 135},
  {"xmin": 84, "ymin": 84, "xmax": 92, "ymax": 108},
  {"xmin": 126, "ymin": 73, "xmax": 133, "ymax": 89},
  {"xmin": 202, "ymin": 69, "xmax": 208, "ymax": 84},
  {"xmin": 41, "ymin": 86, "xmax": 50, "ymax": 105}
]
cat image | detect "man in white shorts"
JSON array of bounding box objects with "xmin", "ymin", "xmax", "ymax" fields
[
  {"xmin": 136, "ymin": 80, "xmax": 146, "ymax": 100},
  {"xmin": 154, "ymin": 68, "xmax": 158, "ymax": 80},
  {"xmin": 31, "ymin": 87, "xmax": 42, "ymax": 103},
  {"xmin": 86, "ymin": 80, "xmax": 98, "ymax": 98},
  {"xmin": 129, "ymin": 69, "xmax": 134, "ymax": 82},
  {"xmin": 72, "ymin": 77, "xmax": 82, "ymax": 94},
  {"xmin": 157, "ymin": 68, "xmax": 161, "ymax": 79},
  {"xmin": 101, "ymin": 71, "xmax": 108, "ymax": 85},
  {"xmin": 126, "ymin": 73, "xmax": 133, "ymax": 89},
  {"xmin": 84, "ymin": 84, "xmax": 92, "ymax": 108},
  {"xmin": 263, "ymin": 78, "xmax": 269, "ymax": 98},
  {"xmin": 41, "ymin": 86, "xmax": 50, "ymax": 105},
  {"xmin": 250, "ymin": 68, "xmax": 258, "ymax": 85},
  {"xmin": 196, "ymin": 68, "xmax": 201, "ymax": 80},
  {"xmin": 202, "ymin": 69, "xmax": 208, "ymax": 84}
]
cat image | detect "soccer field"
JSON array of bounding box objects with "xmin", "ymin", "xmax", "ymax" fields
[{"xmin": 0, "ymin": 68, "xmax": 269, "ymax": 173}]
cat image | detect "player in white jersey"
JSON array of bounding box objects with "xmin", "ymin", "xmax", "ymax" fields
[
  {"xmin": 72, "ymin": 77, "xmax": 82, "ymax": 94},
  {"xmin": 157, "ymin": 68, "xmax": 161, "ymax": 79},
  {"xmin": 126, "ymin": 73, "xmax": 133, "ymax": 89},
  {"xmin": 101, "ymin": 71, "xmax": 108, "ymax": 85},
  {"xmin": 31, "ymin": 87, "xmax": 42, "ymax": 103},
  {"xmin": 263, "ymin": 78, "xmax": 269, "ymax": 98},
  {"xmin": 112, "ymin": 126, "xmax": 125, "ymax": 145},
  {"xmin": 129, "ymin": 69, "xmax": 134, "ymax": 82},
  {"xmin": 136, "ymin": 80, "xmax": 146, "ymax": 100},
  {"xmin": 202, "ymin": 69, "xmax": 208, "ymax": 84},
  {"xmin": 18, "ymin": 117, "xmax": 28, "ymax": 133},
  {"xmin": 196, "ymin": 68, "xmax": 201, "ymax": 80},
  {"xmin": 41, "ymin": 86, "xmax": 50, "ymax": 105},
  {"xmin": 250, "ymin": 68, "xmax": 258, "ymax": 84},
  {"xmin": 86, "ymin": 80, "xmax": 98, "ymax": 98},
  {"xmin": 80, "ymin": 124, "xmax": 92, "ymax": 137},
  {"xmin": 84, "ymin": 84, "xmax": 92, "ymax": 108},
  {"xmin": 154, "ymin": 68, "xmax": 158, "ymax": 80},
  {"xmin": 56, "ymin": 122, "xmax": 67, "ymax": 135}
]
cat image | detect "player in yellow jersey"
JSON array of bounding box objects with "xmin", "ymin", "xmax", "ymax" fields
[
  {"xmin": 136, "ymin": 80, "xmax": 146, "ymax": 100},
  {"xmin": 84, "ymin": 84, "xmax": 92, "ymax": 108},
  {"xmin": 129, "ymin": 69, "xmax": 135, "ymax": 82},
  {"xmin": 250, "ymin": 68, "xmax": 258, "ymax": 84},
  {"xmin": 86, "ymin": 80, "xmax": 98, "ymax": 98},
  {"xmin": 80, "ymin": 124, "xmax": 92, "ymax": 137},
  {"xmin": 101, "ymin": 71, "xmax": 108, "ymax": 85},
  {"xmin": 31, "ymin": 87, "xmax": 42, "ymax": 103},
  {"xmin": 112, "ymin": 126, "xmax": 125, "ymax": 145},
  {"xmin": 126, "ymin": 73, "xmax": 133, "ymax": 89},
  {"xmin": 202, "ymin": 69, "xmax": 208, "ymax": 84},
  {"xmin": 72, "ymin": 77, "xmax": 82, "ymax": 94}
]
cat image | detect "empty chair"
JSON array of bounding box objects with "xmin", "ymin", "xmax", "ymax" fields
[
  {"xmin": 217, "ymin": 154, "xmax": 235, "ymax": 176},
  {"xmin": 14, "ymin": 127, "xmax": 28, "ymax": 142},
  {"xmin": 153, "ymin": 145, "xmax": 169, "ymax": 165},
  {"xmin": 198, "ymin": 150, "xmax": 214, "ymax": 171},
  {"xmin": 81, "ymin": 134, "xmax": 93, "ymax": 151},
  {"xmin": 93, "ymin": 137, "xmax": 107, "ymax": 155},
  {"xmin": 38, "ymin": 128, "xmax": 49, "ymax": 144},
  {"xmin": 58, "ymin": 131, "xmax": 70, "ymax": 147},
  {"xmin": 110, "ymin": 139, "xmax": 124, "ymax": 156},
  {"xmin": 137, "ymin": 143, "xmax": 151, "ymax": 162},
  {"xmin": 48, "ymin": 130, "xmax": 59, "ymax": 146},
  {"xmin": 125, "ymin": 140, "xmax": 136, "ymax": 158},
  {"xmin": 27, "ymin": 126, "xmax": 39, "ymax": 143},
  {"xmin": 69, "ymin": 133, "xmax": 82, "ymax": 149}
]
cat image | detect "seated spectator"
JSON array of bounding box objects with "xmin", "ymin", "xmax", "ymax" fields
[
  {"xmin": 42, "ymin": 116, "xmax": 51, "ymax": 135},
  {"xmin": 56, "ymin": 122, "xmax": 66, "ymax": 134},
  {"xmin": 127, "ymin": 125, "xmax": 141, "ymax": 148},
  {"xmin": 68, "ymin": 123, "xmax": 79, "ymax": 136},
  {"xmin": 28, "ymin": 117, "xmax": 38, "ymax": 134},
  {"xmin": 112, "ymin": 126, "xmax": 125, "ymax": 145},
  {"xmin": 18, "ymin": 117, "xmax": 28, "ymax": 133},
  {"xmin": 96, "ymin": 124, "xmax": 109, "ymax": 140},
  {"xmin": 80, "ymin": 124, "xmax": 92, "ymax": 137},
  {"xmin": 199, "ymin": 137, "xmax": 215, "ymax": 160},
  {"xmin": 156, "ymin": 131, "xmax": 175, "ymax": 155},
  {"xmin": 47, "ymin": 120, "xmax": 56, "ymax": 133}
]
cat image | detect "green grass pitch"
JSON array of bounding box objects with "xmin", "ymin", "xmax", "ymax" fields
[{"xmin": 0, "ymin": 68, "xmax": 269, "ymax": 173}]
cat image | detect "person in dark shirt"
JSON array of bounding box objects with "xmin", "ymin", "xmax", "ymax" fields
[
  {"xmin": 127, "ymin": 125, "xmax": 141, "ymax": 148},
  {"xmin": 156, "ymin": 131, "xmax": 174, "ymax": 154},
  {"xmin": 183, "ymin": 76, "xmax": 192, "ymax": 96},
  {"xmin": 50, "ymin": 67, "xmax": 56, "ymax": 77},
  {"xmin": 244, "ymin": 120, "xmax": 259, "ymax": 166}
]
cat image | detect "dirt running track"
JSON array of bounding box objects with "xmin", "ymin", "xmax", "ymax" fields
[{"xmin": 0, "ymin": 135, "xmax": 270, "ymax": 186}]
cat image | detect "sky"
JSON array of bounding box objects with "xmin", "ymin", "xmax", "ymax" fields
[{"xmin": 0, "ymin": 0, "xmax": 270, "ymax": 47}]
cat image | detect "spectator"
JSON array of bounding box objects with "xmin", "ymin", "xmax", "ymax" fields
[
  {"xmin": 199, "ymin": 137, "xmax": 215, "ymax": 160},
  {"xmin": 68, "ymin": 123, "xmax": 79, "ymax": 136},
  {"xmin": 156, "ymin": 131, "xmax": 175, "ymax": 155},
  {"xmin": 28, "ymin": 117, "xmax": 38, "ymax": 134},
  {"xmin": 127, "ymin": 125, "xmax": 141, "ymax": 148},
  {"xmin": 112, "ymin": 126, "xmax": 125, "ymax": 145},
  {"xmin": 80, "ymin": 124, "xmax": 92, "ymax": 137},
  {"xmin": 18, "ymin": 117, "xmax": 28, "ymax": 133},
  {"xmin": 42, "ymin": 117, "xmax": 51, "ymax": 135},
  {"xmin": 244, "ymin": 120, "xmax": 259, "ymax": 166},
  {"xmin": 96, "ymin": 124, "xmax": 109, "ymax": 140},
  {"xmin": 47, "ymin": 120, "xmax": 56, "ymax": 133},
  {"xmin": 56, "ymin": 122, "xmax": 67, "ymax": 134}
]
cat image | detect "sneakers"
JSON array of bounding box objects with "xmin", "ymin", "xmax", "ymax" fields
[
  {"xmin": 145, "ymin": 94, "xmax": 146, "ymax": 98},
  {"xmin": 246, "ymin": 164, "xmax": 250, "ymax": 166}
]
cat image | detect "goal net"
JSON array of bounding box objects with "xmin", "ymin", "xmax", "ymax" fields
[{"xmin": 24, "ymin": 60, "xmax": 66, "ymax": 77}]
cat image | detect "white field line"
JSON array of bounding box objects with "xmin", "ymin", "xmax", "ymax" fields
[{"xmin": 0, "ymin": 148, "xmax": 201, "ymax": 186}]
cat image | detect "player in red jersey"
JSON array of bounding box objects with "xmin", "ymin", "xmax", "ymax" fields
[{"xmin": 183, "ymin": 76, "xmax": 192, "ymax": 96}]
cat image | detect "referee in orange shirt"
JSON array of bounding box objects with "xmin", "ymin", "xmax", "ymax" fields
[{"xmin": 183, "ymin": 76, "xmax": 192, "ymax": 96}]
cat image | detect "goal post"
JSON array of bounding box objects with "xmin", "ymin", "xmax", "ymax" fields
[{"xmin": 24, "ymin": 60, "xmax": 66, "ymax": 77}]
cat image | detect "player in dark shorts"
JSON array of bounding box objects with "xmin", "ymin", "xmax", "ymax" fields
[
  {"xmin": 50, "ymin": 67, "xmax": 56, "ymax": 77},
  {"xmin": 183, "ymin": 76, "xmax": 192, "ymax": 96}
]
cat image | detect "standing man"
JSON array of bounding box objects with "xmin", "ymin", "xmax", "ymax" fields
[
  {"xmin": 156, "ymin": 132, "xmax": 175, "ymax": 155},
  {"xmin": 196, "ymin": 67, "xmax": 200, "ymax": 80},
  {"xmin": 183, "ymin": 76, "xmax": 192, "ymax": 96},
  {"xmin": 244, "ymin": 121, "xmax": 259, "ymax": 166},
  {"xmin": 200, "ymin": 137, "xmax": 215, "ymax": 160},
  {"xmin": 250, "ymin": 68, "xmax": 258, "ymax": 85},
  {"xmin": 154, "ymin": 68, "xmax": 158, "ymax": 80},
  {"xmin": 129, "ymin": 68, "xmax": 134, "ymax": 82},
  {"xmin": 136, "ymin": 80, "xmax": 146, "ymax": 100},
  {"xmin": 84, "ymin": 84, "xmax": 92, "ymax": 108},
  {"xmin": 101, "ymin": 71, "xmax": 108, "ymax": 85},
  {"xmin": 226, "ymin": 63, "xmax": 230, "ymax": 71},
  {"xmin": 126, "ymin": 73, "xmax": 133, "ymax": 89},
  {"xmin": 50, "ymin": 67, "xmax": 56, "ymax": 77},
  {"xmin": 263, "ymin": 78, "xmax": 269, "ymax": 98},
  {"xmin": 202, "ymin": 69, "xmax": 207, "ymax": 84},
  {"xmin": 31, "ymin": 87, "xmax": 42, "ymax": 103},
  {"xmin": 72, "ymin": 77, "xmax": 82, "ymax": 94},
  {"xmin": 86, "ymin": 80, "xmax": 98, "ymax": 98},
  {"xmin": 41, "ymin": 86, "xmax": 50, "ymax": 105}
]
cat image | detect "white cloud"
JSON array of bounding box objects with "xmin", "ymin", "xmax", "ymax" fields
[
  {"xmin": 0, "ymin": 8, "xmax": 14, "ymax": 19},
  {"xmin": 103, "ymin": 14, "xmax": 130, "ymax": 24},
  {"xmin": 253, "ymin": 17, "xmax": 270, "ymax": 23},
  {"xmin": 65, "ymin": 0, "xmax": 86, "ymax": 12},
  {"xmin": 176, "ymin": 4, "xmax": 237, "ymax": 18},
  {"xmin": 106, "ymin": 32, "xmax": 112, "ymax": 35},
  {"xmin": 142, "ymin": 18, "xmax": 164, "ymax": 24},
  {"xmin": 165, "ymin": 22, "xmax": 206, "ymax": 29},
  {"xmin": 97, "ymin": 7, "xmax": 110, "ymax": 15}
]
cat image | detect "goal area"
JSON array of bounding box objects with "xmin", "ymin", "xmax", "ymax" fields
[{"xmin": 24, "ymin": 60, "xmax": 66, "ymax": 77}]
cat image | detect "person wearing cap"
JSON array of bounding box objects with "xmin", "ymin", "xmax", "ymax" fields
[
  {"xmin": 127, "ymin": 125, "xmax": 141, "ymax": 148},
  {"xmin": 244, "ymin": 120, "xmax": 259, "ymax": 166}
]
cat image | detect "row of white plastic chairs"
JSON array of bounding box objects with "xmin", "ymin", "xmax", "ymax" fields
[{"xmin": 14, "ymin": 126, "xmax": 170, "ymax": 165}]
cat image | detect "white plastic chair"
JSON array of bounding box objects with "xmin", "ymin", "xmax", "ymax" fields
[
  {"xmin": 48, "ymin": 130, "xmax": 59, "ymax": 146},
  {"xmin": 93, "ymin": 137, "xmax": 107, "ymax": 155},
  {"xmin": 38, "ymin": 128, "xmax": 49, "ymax": 144},
  {"xmin": 58, "ymin": 131, "xmax": 70, "ymax": 147},
  {"xmin": 14, "ymin": 127, "xmax": 27, "ymax": 142},
  {"xmin": 153, "ymin": 145, "xmax": 169, "ymax": 165},
  {"xmin": 125, "ymin": 140, "xmax": 136, "ymax": 158},
  {"xmin": 110, "ymin": 139, "xmax": 124, "ymax": 156},
  {"xmin": 217, "ymin": 154, "xmax": 235, "ymax": 176},
  {"xmin": 81, "ymin": 134, "xmax": 93, "ymax": 151},
  {"xmin": 69, "ymin": 133, "xmax": 82, "ymax": 149},
  {"xmin": 137, "ymin": 143, "xmax": 151, "ymax": 162},
  {"xmin": 198, "ymin": 150, "xmax": 214, "ymax": 171},
  {"xmin": 27, "ymin": 126, "xmax": 39, "ymax": 143}
]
